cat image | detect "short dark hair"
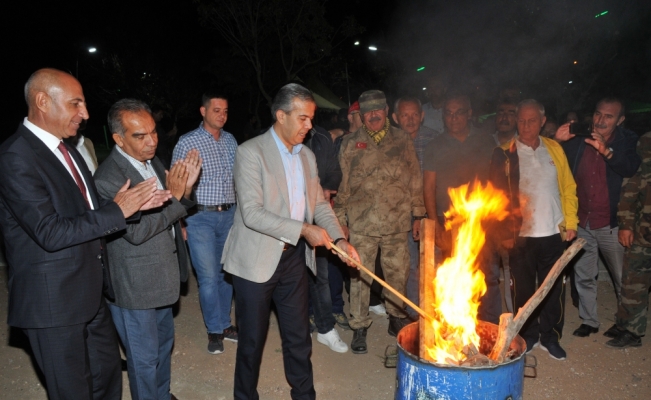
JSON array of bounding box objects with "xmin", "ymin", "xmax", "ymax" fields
[
  {"xmin": 108, "ymin": 99, "xmax": 152, "ymax": 136},
  {"xmin": 597, "ymin": 97, "xmax": 625, "ymax": 118},
  {"xmin": 150, "ymin": 104, "xmax": 164, "ymax": 114},
  {"xmin": 201, "ymin": 92, "xmax": 229, "ymax": 108},
  {"xmin": 497, "ymin": 98, "xmax": 518, "ymax": 110},
  {"xmin": 270, "ymin": 83, "xmax": 315, "ymax": 122}
]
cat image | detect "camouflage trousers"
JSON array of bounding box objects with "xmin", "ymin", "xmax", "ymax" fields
[
  {"xmin": 348, "ymin": 232, "xmax": 410, "ymax": 330},
  {"xmin": 615, "ymin": 244, "xmax": 651, "ymax": 336}
]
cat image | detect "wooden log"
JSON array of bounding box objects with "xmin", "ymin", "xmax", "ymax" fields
[
  {"xmin": 330, "ymin": 242, "xmax": 434, "ymax": 321},
  {"xmin": 488, "ymin": 238, "xmax": 586, "ymax": 363},
  {"xmin": 419, "ymin": 218, "xmax": 437, "ymax": 361}
]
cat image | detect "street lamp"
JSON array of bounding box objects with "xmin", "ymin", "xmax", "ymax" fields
[{"xmin": 76, "ymin": 46, "xmax": 98, "ymax": 78}]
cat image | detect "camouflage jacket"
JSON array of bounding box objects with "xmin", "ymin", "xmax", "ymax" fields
[
  {"xmin": 334, "ymin": 125, "xmax": 425, "ymax": 236},
  {"xmin": 618, "ymin": 132, "xmax": 651, "ymax": 247}
]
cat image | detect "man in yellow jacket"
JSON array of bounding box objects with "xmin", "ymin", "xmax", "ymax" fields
[{"xmin": 489, "ymin": 99, "xmax": 578, "ymax": 361}]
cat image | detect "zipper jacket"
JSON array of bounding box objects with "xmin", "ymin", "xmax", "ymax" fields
[
  {"xmin": 561, "ymin": 126, "xmax": 640, "ymax": 228},
  {"xmin": 488, "ymin": 136, "xmax": 579, "ymax": 242}
]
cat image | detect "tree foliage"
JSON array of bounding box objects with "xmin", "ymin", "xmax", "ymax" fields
[{"xmin": 196, "ymin": 0, "xmax": 361, "ymax": 105}]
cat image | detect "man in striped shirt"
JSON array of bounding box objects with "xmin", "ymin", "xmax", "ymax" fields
[{"xmin": 172, "ymin": 92, "xmax": 239, "ymax": 355}]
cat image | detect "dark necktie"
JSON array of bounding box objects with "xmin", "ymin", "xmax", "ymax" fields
[{"xmin": 57, "ymin": 141, "xmax": 90, "ymax": 208}]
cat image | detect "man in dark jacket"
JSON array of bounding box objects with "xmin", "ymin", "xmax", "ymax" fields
[
  {"xmin": 94, "ymin": 99, "xmax": 201, "ymax": 399},
  {"xmin": 303, "ymin": 125, "xmax": 348, "ymax": 352},
  {"xmin": 555, "ymin": 97, "xmax": 640, "ymax": 339},
  {"xmin": 0, "ymin": 68, "xmax": 170, "ymax": 400}
]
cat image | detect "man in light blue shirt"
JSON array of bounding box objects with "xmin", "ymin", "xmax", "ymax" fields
[
  {"xmin": 172, "ymin": 92, "xmax": 238, "ymax": 355},
  {"xmin": 222, "ymin": 83, "xmax": 359, "ymax": 399},
  {"xmin": 270, "ymin": 127, "xmax": 306, "ymax": 221}
]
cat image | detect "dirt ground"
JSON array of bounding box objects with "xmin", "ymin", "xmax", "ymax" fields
[{"xmin": 1, "ymin": 263, "xmax": 650, "ymax": 399}]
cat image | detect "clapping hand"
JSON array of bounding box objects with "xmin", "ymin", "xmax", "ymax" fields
[
  {"xmin": 182, "ymin": 149, "xmax": 202, "ymax": 198},
  {"xmin": 166, "ymin": 162, "xmax": 188, "ymax": 201}
]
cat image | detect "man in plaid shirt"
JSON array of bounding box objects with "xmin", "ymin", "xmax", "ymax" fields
[{"xmin": 172, "ymin": 92, "xmax": 239, "ymax": 354}]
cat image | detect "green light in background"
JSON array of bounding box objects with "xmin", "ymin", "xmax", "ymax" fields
[
  {"xmin": 417, "ymin": 66, "xmax": 425, "ymax": 72},
  {"xmin": 595, "ymin": 10, "xmax": 608, "ymax": 18}
]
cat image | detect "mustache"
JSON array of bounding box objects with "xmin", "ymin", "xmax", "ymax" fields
[
  {"xmin": 369, "ymin": 116, "xmax": 383, "ymax": 123},
  {"xmin": 594, "ymin": 124, "xmax": 608, "ymax": 129}
]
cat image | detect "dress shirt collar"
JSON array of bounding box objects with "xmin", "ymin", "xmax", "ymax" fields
[
  {"xmin": 516, "ymin": 135, "xmax": 542, "ymax": 150},
  {"xmin": 199, "ymin": 123, "xmax": 223, "ymax": 140},
  {"xmin": 271, "ymin": 127, "xmax": 303, "ymax": 155},
  {"xmin": 115, "ymin": 144, "xmax": 153, "ymax": 169},
  {"xmin": 23, "ymin": 117, "xmax": 62, "ymax": 151}
]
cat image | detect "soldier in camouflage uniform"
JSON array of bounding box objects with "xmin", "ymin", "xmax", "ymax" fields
[
  {"xmin": 334, "ymin": 90, "xmax": 426, "ymax": 354},
  {"xmin": 607, "ymin": 132, "xmax": 651, "ymax": 348}
]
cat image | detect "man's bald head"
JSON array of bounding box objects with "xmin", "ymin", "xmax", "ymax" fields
[
  {"xmin": 24, "ymin": 69, "xmax": 76, "ymax": 107},
  {"xmin": 24, "ymin": 68, "xmax": 89, "ymax": 140}
]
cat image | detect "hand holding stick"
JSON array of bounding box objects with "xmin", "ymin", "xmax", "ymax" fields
[{"xmin": 330, "ymin": 242, "xmax": 434, "ymax": 322}]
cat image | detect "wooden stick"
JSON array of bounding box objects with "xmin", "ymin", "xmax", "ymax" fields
[
  {"xmin": 330, "ymin": 242, "xmax": 434, "ymax": 321},
  {"xmin": 488, "ymin": 238, "xmax": 586, "ymax": 363},
  {"xmin": 419, "ymin": 218, "xmax": 437, "ymax": 361}
]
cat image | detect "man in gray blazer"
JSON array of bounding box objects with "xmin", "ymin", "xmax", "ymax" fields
[
  {"xmin": 94, "ymin": 99, "xmax": 202, "ymax": 400},
  {"xmin": 222, "ymin": 83, "xmax": 360, "ymax": 400}
]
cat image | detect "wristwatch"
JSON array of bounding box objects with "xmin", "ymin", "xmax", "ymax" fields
[{"xmin": 604, "ymin": 147, "xmax": 614, "ymax": 159}]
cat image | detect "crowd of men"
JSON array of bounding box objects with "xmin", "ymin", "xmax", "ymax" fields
[{"xmin": 1, "ymin": 68, "xmax": 651, "ymax": 400}]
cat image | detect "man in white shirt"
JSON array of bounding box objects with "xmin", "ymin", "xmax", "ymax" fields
[{"xmin": 489, "ymin": 99, "xmax": 578, "ymax": 361}]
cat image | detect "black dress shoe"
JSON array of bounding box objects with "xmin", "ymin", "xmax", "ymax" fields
[
  {"xmin": 351, "ymin": 328, "xmax": 368, "ymax": 354},
  {"xmin": 605, "ymin": 330, "xmax": 642, "ymax": 348},
  {"xmin": 603, "ymin": 324, "xmax": 622, "ymax": 339},
  {"xmin": 573, "ymin": 324, "xmax": 599, "ymax": 337}
]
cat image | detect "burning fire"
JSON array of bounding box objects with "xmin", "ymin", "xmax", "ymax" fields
[{"xmin": 426, "ymin": 180, "xmax": 509, "ymax": 364}]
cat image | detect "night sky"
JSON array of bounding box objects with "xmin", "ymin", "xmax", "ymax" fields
[{"xmin": 3, "ymin": 0, "xmax": 650, "ymax": 143}]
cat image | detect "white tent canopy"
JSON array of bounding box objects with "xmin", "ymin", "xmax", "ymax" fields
[{"xmin": 312, "ymin": 91, "xmax": 346, "ymax": 110}]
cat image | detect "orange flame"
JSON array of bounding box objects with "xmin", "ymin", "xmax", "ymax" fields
[{"xmin": 426, "ymin": 180, "xmax": 509, "ymax": 364}]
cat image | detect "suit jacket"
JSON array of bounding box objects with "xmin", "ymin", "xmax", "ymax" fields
[
  {"xmin": 94, "ymin": 147, "xmax": 193, "ymax": 309},
  {"xmin": 0, "ymin": 124, "xmax": 126, "ymax": 329},
  {"xmin": 222, "ymin": 129, "xmax": 345, "ymax": 283}
]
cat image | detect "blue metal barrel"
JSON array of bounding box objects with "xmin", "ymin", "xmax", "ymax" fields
[{"xmin": 395, "ymin": 321, "xmax": 525, "ymax": 400}]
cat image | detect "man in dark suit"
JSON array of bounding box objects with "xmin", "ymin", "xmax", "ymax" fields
[
  {"xmin": 222, "ymin": 83, "xmax": 360, "ymax": 399},
  {"xmin": 94, "ymin": 99, "xmax": 202, "ymax": 400},
  {"xmin": 0, "ymin": 68, "xmax": 171, "ymax": 400}
]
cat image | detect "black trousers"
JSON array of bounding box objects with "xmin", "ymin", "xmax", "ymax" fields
[
  {"xmin": 232, "ymin": 239, "xmax": 315, "ymax": 400},
  {"xmin": 509, "ymin": 234, "xmax": 566, "ymax": 344},
  {"xmin": 24, "ymin": 298, "xmax": 122, "ymax": 400}
]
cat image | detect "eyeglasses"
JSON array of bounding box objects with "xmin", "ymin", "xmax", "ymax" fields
[{"xmin": 444, "ymin": 109, "xmax": 469, "ymax": 118}]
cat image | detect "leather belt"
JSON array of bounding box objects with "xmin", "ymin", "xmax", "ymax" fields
[{"xmin": 197, "ymin": 203, "xmax": 235, "ymax": 212}]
